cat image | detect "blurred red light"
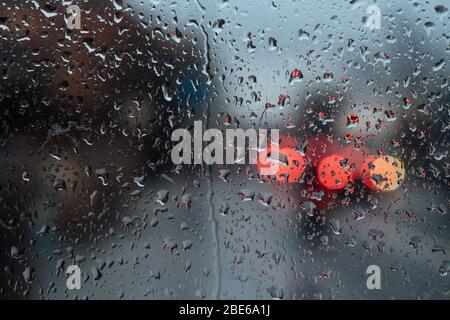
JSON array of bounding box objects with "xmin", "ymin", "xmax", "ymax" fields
[{"xmin": 317, "ymin": 155, "xmax": 352, "ymax": 190}]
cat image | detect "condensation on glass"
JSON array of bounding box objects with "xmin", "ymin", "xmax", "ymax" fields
[{"xmin": 0, "ymin": 0, "xmax": 448, "ymax": 299}]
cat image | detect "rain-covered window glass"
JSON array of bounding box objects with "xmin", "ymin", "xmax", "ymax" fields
[{"xmin": 0, "ymin": 0, "xmax": 449, "ymax": 300}]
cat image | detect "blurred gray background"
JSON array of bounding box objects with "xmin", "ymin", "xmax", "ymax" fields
[{"xmin": 0, "ymin": 0, "xmax": 448, "ymax": 299}]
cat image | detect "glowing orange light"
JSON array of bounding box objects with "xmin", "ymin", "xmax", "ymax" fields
[
  {"xmin": 257, "ymin": 146, "xmax": 306, "ymax": 183},
  {"xmin": 317, "ymin": 155, "xmax": 352, "ymax": 190},
  {"xmin": 361, "ymin": 155, "xmax": 405, "ymax": 191}
]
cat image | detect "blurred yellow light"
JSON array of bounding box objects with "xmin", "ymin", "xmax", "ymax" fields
[{"xmin": 362, "ymin": 155, "xmax": 405, "ymax": 191}]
